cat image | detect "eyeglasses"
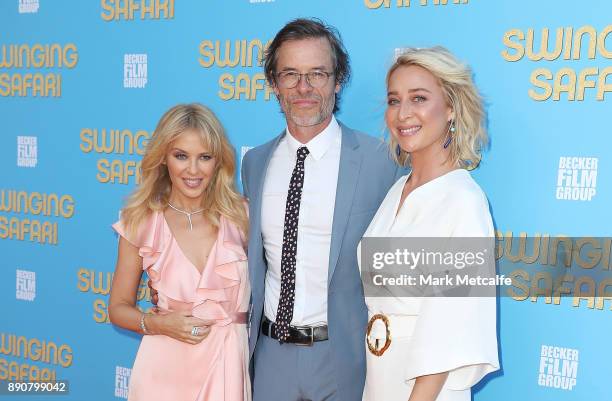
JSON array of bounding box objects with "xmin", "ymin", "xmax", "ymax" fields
[{"xmin": 275, "ymin": 71, "xmax": 334, "ymax": 89}]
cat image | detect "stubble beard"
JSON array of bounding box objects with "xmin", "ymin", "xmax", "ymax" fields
[{"xmin": 280, "ymin": 93, "xmax": 335, "ymax": 128}]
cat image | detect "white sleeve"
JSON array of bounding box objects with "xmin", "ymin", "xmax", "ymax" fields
[
  {"xmin": 403, "ymin": 296, "xmax": 499, "ymax": 390},
  {"xmin": 404, "ymin": 186, "xmax": 499, "ymax": 389}
]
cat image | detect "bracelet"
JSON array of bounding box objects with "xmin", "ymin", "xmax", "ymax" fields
[{"xmin": 140, "ymin": 313, "xmax": 149, "ymax": 334}]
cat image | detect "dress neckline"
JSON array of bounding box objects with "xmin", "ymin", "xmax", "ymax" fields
[
  {"xmin": 393, "ymin": 169, "xmax": 467, "ymax": 225},
  {"xmin": 161, "ymin": 211, "xmax": 217, "ymax": 276}
]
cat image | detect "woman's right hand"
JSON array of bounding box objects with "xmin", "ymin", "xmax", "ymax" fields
[{"xmin": 147, "ymin": 311, "xmax": 215, "ymax": 345}]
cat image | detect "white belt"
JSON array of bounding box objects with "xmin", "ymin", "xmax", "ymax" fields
[
  {"xmin": 368, "ymin": 313, "xmax": 418, "ymax": 340},
  {"xmin": 367, "ymin": 313, "xmax": 418, "ymax": 356}
]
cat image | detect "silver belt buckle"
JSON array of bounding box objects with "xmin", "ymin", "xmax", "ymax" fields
[{"xmin": 294, "ymin": 325, "xmax": 314, "ymax": 346}]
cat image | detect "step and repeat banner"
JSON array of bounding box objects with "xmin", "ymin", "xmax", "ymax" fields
[{"xmin": 1, "ymin": 1, "xmax": 610, "ymax": 400}]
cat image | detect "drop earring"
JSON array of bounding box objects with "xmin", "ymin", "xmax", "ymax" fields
[{"xmin": 443, "ymin": 120, "xmax": 455, "ymax": 149}]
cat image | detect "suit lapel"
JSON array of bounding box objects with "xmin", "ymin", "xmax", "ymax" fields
[{"xmin": 328, "ymin": 124, "xmax": 361, "ymax": 284}]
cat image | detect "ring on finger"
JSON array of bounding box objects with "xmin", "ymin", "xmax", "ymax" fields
[{"xmin": 191, "ymin": 326, "xmax": 200, "ymax": 336}]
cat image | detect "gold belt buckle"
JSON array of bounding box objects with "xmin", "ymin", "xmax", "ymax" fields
[{"xmin": 366, "ymin": 314, "xmax": 391, "ymax": 356}]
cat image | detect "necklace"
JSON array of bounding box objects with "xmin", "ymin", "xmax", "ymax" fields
[{"xmin": 167, "ymin": 202, "xmax": 205, "ymax": 231}]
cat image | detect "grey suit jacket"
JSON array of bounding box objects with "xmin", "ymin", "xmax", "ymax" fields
[{"xmin": 241, "ymin": 121, "xmax": 404, "ymax": 401}]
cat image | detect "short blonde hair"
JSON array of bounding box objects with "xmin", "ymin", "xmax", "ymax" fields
[
  {"xmin": 120, "ymin": 103, "xmax": 248, "ymax": 237},
  {"xmin": 387, "ymin": 46, "xmax": 487, "ymax": 169}
]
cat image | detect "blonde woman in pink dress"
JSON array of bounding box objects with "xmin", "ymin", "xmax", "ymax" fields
[{"xmin": 109, "ymin": 103, "xmax": 251, "ymax": 401}]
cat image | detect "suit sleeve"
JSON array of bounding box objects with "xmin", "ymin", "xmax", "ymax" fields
[{"xmin": 241, "ymin": 151, "xmax": 250, "ymax": 199}]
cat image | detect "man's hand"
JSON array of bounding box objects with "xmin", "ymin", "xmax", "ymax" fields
[{"xmin": 148, "ymin": 279, "xmax": 159, "ymax": 306}]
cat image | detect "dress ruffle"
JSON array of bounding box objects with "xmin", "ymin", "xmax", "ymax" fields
[
  {"xmin": 193, "ymin": 215, "xmax": 247, "ymax": 326},
  {"xmin": 112, "ymin": 211, "xmax": 172, "ymax": 277}
]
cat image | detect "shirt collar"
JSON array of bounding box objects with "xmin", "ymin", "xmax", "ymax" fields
[{"xmin": 284, "ymin": 116, "xmax": 341, "ymax": 161}]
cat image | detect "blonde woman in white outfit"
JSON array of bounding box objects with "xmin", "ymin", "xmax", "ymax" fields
[{"xmin": 360, "ymin": 47, "xmax": 499, "ymax": 401}]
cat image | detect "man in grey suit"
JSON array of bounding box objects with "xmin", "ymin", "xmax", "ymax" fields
[{"xmin": 241, "ymin": 18, "xmax": 402, "ymax": 401}]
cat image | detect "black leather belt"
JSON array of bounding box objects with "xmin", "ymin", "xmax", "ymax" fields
[{"xmin": 261, "ymin": 317, "xmax": 328, "ymax": 346}]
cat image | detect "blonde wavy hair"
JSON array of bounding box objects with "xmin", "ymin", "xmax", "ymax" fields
[
  {"xmin": 120, "ymin": 103, "xmax": 248, "ymax": 237},
  {"xmin": 387, "ymin": 46, "xmax": 488, "ymax": 169}
]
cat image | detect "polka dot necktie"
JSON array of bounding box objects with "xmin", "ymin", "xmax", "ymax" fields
[{"xmin": 275, "ymin": 146, "xmax": 309, "ymax": 342}]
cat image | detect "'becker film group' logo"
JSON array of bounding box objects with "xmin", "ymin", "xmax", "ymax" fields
[
  {"xmin": 556, "ymin": 156, "xmax": 598, "ymax": 201},
  {"xmin": 115, "ymin": 366, "xmax": 131, "ymax": 398},
  {"xmin": 18, "ymin": 0, "xmax": 39, "ymax": 13},
  {"xmin": 538, "ymin": 344, "xmax": 578, "ymax": 391},
  {"xmin": 16, "ymin": 269, "xmax": 36, "ymax": 301},
  {"xmin": 17, "ymin": 136, "xmax": 37, "ymax": 168},
  {"xmin": 123, "ymin": 54, "xmax": 148, "ymax": 89}
]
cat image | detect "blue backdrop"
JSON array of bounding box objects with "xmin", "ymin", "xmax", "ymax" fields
[{"xmin": 1, "ymin": 0, "xmax": 610, "ymax": 400}]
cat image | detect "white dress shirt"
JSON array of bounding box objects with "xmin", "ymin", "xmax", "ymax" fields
[{"xmin": 261, "ymin": 117, "xmax": 341, "ymax": 326}]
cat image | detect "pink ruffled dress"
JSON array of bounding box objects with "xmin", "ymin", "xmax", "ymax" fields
[{"xmin": 112, "ymin": 211, "xmax": 251, "ymax": 401}]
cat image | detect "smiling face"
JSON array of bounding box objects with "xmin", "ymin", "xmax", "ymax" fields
[
  {"xmin": 385, "ymin": 65, "xmax": 453, "ymax": 157},
  {"xmin": 272, "ymin": 37, "xmax": 340, "ymax": 133},
  {"xmin": 165, "ymin": 129, "xmax": 216, "ymax": 206}
]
